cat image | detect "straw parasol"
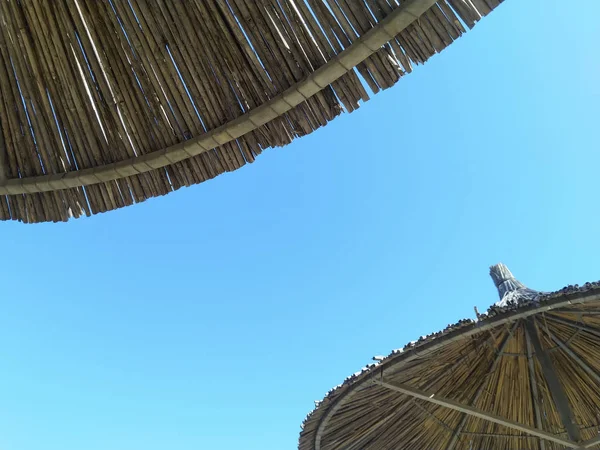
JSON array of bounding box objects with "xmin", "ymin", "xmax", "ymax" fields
[
  {"xmin": 299, "ymin": 264, "xmax": 600, "ymax": 450},
  {"xmin": 0, "ymin": 0, "xmax": 505, "ymax": 222}
]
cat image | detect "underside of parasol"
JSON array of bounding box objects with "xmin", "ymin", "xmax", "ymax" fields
[
  {"xmin": 0, "ymin": 0, "xmax": 504, "ymax": 222},
  {"xmin": 299, "ymin": 265, "xmax": 600, "ymax": 450}
]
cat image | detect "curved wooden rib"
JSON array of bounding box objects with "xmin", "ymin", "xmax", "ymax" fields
[{"xmin": 0, "ymin": 0, "xmax": 437, "ymax": 196}]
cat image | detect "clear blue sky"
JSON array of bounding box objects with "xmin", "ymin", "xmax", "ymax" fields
[{"xmin": 2, "ymin": 1, "xmax": 599, "ymax": 449}]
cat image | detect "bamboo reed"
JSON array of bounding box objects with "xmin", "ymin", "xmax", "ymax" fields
[{"xmin": 0, "ymin": 0, "xmax": 501, "ymax": 222}]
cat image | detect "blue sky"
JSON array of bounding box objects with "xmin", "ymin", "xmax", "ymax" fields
[{"xmin": 1, "ymin": 1, "xmax": 599, "ymax": 449}]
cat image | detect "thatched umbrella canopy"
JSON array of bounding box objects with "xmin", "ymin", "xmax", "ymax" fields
[
  {"xmin": 299, "ymin": 264, "xmax": 600, "ymax": 450},
  {"xmin": 0, "ymin": 0, "xmax": 505, "ymax": 222}
]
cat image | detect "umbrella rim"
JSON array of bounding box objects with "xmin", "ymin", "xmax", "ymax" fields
[{"xmin": 0, "ymin": 0, "xmax": 439, "ymax": 197}]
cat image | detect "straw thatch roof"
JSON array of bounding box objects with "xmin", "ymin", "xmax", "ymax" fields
[
  {"xmin": 0, "ymin": 0, "xmax": 505, "ymax": 222},
  {"xmin": 299, "ymin": 265, "xmax": 600, "ymax": 450}
]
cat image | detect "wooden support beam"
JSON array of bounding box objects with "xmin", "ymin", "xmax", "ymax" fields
[
  {"xmin": 461, "ymin": 431, "xmax": 536, "ymax": 439},
  {"xmin": 525, "ymin": 318, "xmax": 581, "ymax": 443},
  {"xmin": 545, "ymin": 315, "xmax": 600, "ymax": 339},
  {"xmin": 346, "ymin": 348, "xmax": 478, "ymax": 450},
  {"xmin": 373, "ymin": 379, "xmax": 578, "ymax": 448},
  {"xmin": 445, "ymin": 322, "xmax": 519, "ymax": 450},
  {"xmin": 542, "ymin": 327, "xmax": 600, "ymax": 384},
  {"xmin": 578, "ymin": 435, "xmax": 600, "ymax": 448},
  {"xmin": 554, "ymin": 309, "xmax": 600, "ymax": 316},
  {"xmin": 525, "ymin": 327, "xmax": 546, "ymax": 450},
  {"xmin": 413, "ymin": 402, "xmax": 456, "ymax": 435}
]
